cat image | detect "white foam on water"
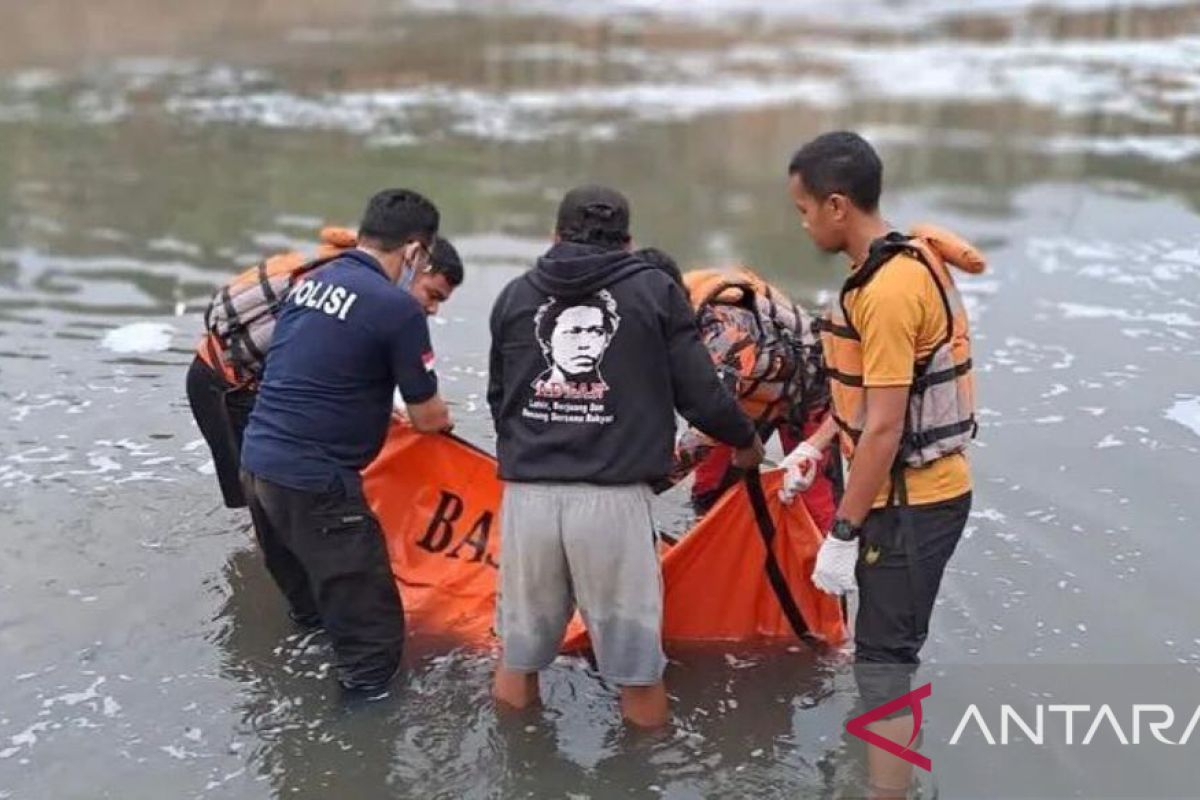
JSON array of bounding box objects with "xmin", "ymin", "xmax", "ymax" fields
[
  {"xmin": 166, "ymin": 89, "xmax": 425, "ymax": 134},
  {"xmin": 1161, "ymin": 248, "xmax": 1200, "ymax": 268},
  {"xmin": 100, "ymin": 438, "xmax": 157, "ymax": 457},
  {"xmin": 72, "ymin": 455, "xmax": 122, "ymax": 476},
  {"xmin": 162, "ymin": 43, "xmax": 1196, "ymax": 150},
  {"xmin": 1057, "ymin": 302, "xmax": 1200, "ymax": 328},
  {"xmin": 1, "ymin": 721, "xmax": 51, "ymax": 759},
  {"xmin": 204, "ymin": 767, "xmax": 248, "ymax": 791},
  {"xmin": 9, "ymin": 397, "xmax": 71, "ymax": 423},
  {"xmin": 6, "ymin": 447, "xmax": 69, "ymax": 464},
  {"xmin": 958, "ymin": 279, "xmax": 1001, "ymax": 297},
  {"xmin": 71, "ymin": 91, "xmax": 129, "ymax": 125},
  {"xmin": 366, "ymin": 132, "xmax": 420, "ymax": 148},
  {"xmin": 140, "ymin": 456, "xmax": 174, "ymax": 466},
  {"xmin": 146, "ymin": 237, "xmax": 202, "ymax": 257},
  {"xmin": 414, "ymin": 0, "xmax": 1196, "ymax": 25},
  {"xmin": 17, "ymin": 8, "xmax": 1189, "ymax": 165},
  {"xmin": 43, "ymin": 677, "xmax": 106, "ymax": 709},
  {"xmin": 1164, "ymin": 397, "xmax": 1200, "ymax": 439},
  {"xmin": 113, "ymin": 472, "xmax": 175, "ymax": 485},
  {"xmin": 1096, "ymin": 434, "xmax": 1124, "ymax": 449},
  {"xmin": 7, "ymin": 68, "xmax": 61, "ymax": 92},
  {"xmin": 169, "ymin": 77, "xmax": 843, "ymax": 143},
  {"xmin": 100, "ymin": 322, "xmax": 175, "ymax": 353},
  {"xmin": 275, "ymin": 213, "xmax": 325, "ymax": 229},
  {"xmin": 1041, "ymin": 133, "xmax": 1200, "ymax": 163}
]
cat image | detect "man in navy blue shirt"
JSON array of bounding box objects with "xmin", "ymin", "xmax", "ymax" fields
[{"xmin": 240, "ymin": 188, "xmax": 454, "ymax": 693}]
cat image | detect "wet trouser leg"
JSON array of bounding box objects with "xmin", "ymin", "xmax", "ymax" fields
[
  {"xmin": 853, "ymin": 492, "xmax": 972, "ymax": 712},
  {"xmin": 240, "ymin": 471, "xmax": 321, "ymax": 628},
  {"xmin": 241, "ymin": 471, "xmax": 406, "ymax": 690},
  {"xmin": 185, "ymin": 355, "xmax": 255, "ymax": 508}
]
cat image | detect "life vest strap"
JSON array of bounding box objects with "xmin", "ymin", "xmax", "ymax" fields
[
  {"xmin": 814, "ymin": 316, "xmax": 858, "ymax": 340},
  {"xmin": 905, "ymin": 417, "xmax": 976, "ymax": 449},
  {"xmin": 826, "ymin": 367, "xmax": 864, "ymax": 388},
  {"xmin": 743, "ymin": 470, "xmax": 819, "ymax": 646},
  {"xmin": 256, "ymin": 260, "xmax": 280, "ymax": 308},
  {"xmin": 833, "ymin": 412, "xmax": 861, "ymax": 443},
  {"xmin": 838, "ymin": 413, "xmax": 975, "ymax": 455},
  {"xmin": 908, "ymin": 246, "xmax": 958, "ymax": 356},
  {"xmin": 217, "ymin": 282, "xmax": 239, "ymax": 335},
  {"xmin": 911, "ymin": 358, "xmax": 972, "ymax": 393}
]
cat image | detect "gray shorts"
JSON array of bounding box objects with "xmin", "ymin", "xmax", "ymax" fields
[{"xmin": 497, "ymin": 481, "xmax": 666, "ymax": 686}]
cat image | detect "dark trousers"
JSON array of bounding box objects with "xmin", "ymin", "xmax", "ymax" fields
[
  {"xmin": 853, "ymin": 492, "xmax": 971, "ymax": 711},
  {"xmin": 185, "ymin": 355, "xmax": 255, "ymax": 508},
  {"xmin": 240, "ymin": 470, "xmax": 406, "ymax": 690}
]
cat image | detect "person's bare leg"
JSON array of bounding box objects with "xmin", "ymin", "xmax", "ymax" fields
[
  {"xmin": 865, "ymin": 715, "xmax": 916, "ymax": 797},
  {"xmin": 493, "ymin": 664, "xmax": 540, "ymax": 710},
  {"xmin": 619, "ymin": 682, "xmax": 669, "ymax": 728}
]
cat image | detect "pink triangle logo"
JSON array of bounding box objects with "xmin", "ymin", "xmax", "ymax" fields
[{"xmin": 845, "ymin": 682, "xmax": 933, "ymax": 772}]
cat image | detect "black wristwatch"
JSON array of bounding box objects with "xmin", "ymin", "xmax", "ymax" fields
[{"xmin": 830, "ymin": 518, "xmax": 862, "ymax": 542}]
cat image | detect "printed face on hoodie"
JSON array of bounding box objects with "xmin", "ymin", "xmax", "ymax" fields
[
  {"xmin": 534, "ymin": 291, "xmax": 621, "ymax": 390},
  {"xmin": 550, "ymin": 306, "xmax": 609, "ymax": 376}
]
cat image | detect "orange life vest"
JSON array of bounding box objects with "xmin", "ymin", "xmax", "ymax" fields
[
  {"xmin": 683, "ymin": 266, "xmax": 823, "ymax": 426},
  {"xmin": 819, "ymin": 224, "xmax": 985, "ymax": 468},
  {"xmin": 196, "ymin": 226, "xmax": 357, "ymax": 386}
]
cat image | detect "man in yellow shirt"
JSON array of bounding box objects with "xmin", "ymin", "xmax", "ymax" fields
[{"xmin": 785, "ymin": 131, "xmax": 976, "ymax": 798}]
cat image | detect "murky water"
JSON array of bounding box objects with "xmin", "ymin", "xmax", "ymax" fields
[{"xmin": 1, "ymin": 1, "xmax": 1198, "ymax": 797}]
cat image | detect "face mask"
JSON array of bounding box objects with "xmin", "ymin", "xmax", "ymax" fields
[
  {"xmin": 397, "ymin": 263, "xmax": 416, "ymax": 291},
  {"xmin": 396, "ymin": 242, "xmax": 425, "ymax": 291}
]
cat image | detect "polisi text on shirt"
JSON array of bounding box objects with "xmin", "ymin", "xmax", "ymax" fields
[{"xmin": 291, "ymin": 279, "xmax": 359, "ymax": 321}]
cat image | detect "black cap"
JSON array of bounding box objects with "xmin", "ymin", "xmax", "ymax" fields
[{"xmin": 555, "ymin": 185, "xmax": 631, "ymax": 249}]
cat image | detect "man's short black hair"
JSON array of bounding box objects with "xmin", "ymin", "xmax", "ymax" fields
[
  {"xmin": 636, "ymin": 247, "xmax": 684, "ymax": 288},
  {"xmin": 555, "ymin": 185, "xmax": 631, "ymax": 250},
  {"xmin": 429, "ymin": 236, "xmax": 464, "ymax": 287},
  {"xmin": 787, "ymin": 131, "xmax": 883, "ymax": 213},
  {"xmin": 358, "ymin": 188, "xmax": 440, "ymax": 251}
]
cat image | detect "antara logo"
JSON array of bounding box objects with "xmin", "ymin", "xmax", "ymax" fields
[
  {"xmin": 949, "ymin": 702, "xmax": 1200, "ymax": 746},
  {"xmin": 846, "ymin": 683, "xmax": 933, "ymax": 772}
]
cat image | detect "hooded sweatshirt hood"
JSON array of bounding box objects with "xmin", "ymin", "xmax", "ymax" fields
[{"xmin": 526, "ymin": 241, "xmax": 651, "ymax": 299}]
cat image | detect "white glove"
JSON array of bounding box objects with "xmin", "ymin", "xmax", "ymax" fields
[
  {"xmin": 778, "ymin": 442, "xmax": 824, "ymax": 504},
  {"xmin": 811, "ymin": 534, "xmax": 859, "ymax": 596}
]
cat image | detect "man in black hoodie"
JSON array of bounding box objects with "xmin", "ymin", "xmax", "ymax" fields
[{"xmin": 487, "ymin": 185, "xmax": 764, "ymax": 727}]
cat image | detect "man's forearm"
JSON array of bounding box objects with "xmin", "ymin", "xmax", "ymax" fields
[
  {"xmin": 807, "ymin": 414, "xmax": 839, "ymax": 451},
  {"xmin": 835, "ymin": 425, "xmax": 902, "ymax": 525}
]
